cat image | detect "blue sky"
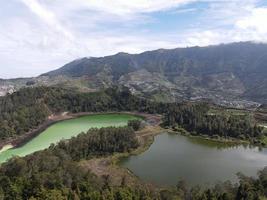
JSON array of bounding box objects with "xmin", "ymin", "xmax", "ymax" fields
[{"xmin": 0, "ymin": 0, "xmax": 267, "ymax": 78}]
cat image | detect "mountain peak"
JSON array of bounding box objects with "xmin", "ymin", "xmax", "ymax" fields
[{"xmin": 26, "ymin": 42, "xmax": 267, "ymax": 104}]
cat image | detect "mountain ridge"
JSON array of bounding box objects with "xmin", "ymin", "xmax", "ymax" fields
[
  {"xmin": 1, "ymin": 41, "xmax": 267, "ymax": 107},
  {"xmin": 41, "ymin": 41, "xmax": 267, "ymax": 105}
]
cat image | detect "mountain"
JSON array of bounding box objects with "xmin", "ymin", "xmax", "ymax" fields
[{"xmin": 1, "ymin": 42, "xmax": 267, "ymax": 107}]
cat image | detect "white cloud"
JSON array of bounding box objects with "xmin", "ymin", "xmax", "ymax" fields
[
  {"xmin": 173, "ymin": 7, "xmax": 198, "ymax": 14},
  {"xmin": 236, "ymin": 7, "xmax": 267, "ymax": 34},
  {"xmin": 53, "ymin": 0, "xmax": 196, "ymax": 15},
  {"xmin": 0, "ymin": 0, "xmax": 267, "ymax": 78},
  {"xmin": 21, "ymin": 0, "xmax": 73, "ymax": 39},
  {"xmin": 178, "ymin": 1, "xmax": 267, "ymax": 46}
]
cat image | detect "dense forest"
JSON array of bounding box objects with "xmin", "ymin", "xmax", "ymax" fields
[
  {"xmin": 0, "ymin": 126, "xmax": 145, "ymax": 200},
  {"xmin": 162, "ymin": 103, "xmax": 265, "ymax": 143},
  {"xmin": 0, "ymin": 86, "xmax": 264, "ymax": 143},
  {"xmin": 0, "ymin": 86, "xmax": 157, "ymax": 140},
  {"xmin": 54, "ymin": 126, "xmax": 139, "ymax": 161},
  {"xmin": 0, "ymin": 125, "xmax": 267, "ymax": 200},
  {"xmin": 0, "ymin": 86, "xmax": 266, "ymax": 199}
]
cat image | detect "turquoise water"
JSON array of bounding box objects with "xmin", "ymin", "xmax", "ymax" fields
[{"xmin": 0, "ymin": 114, "xmax": 140, "ymax": 163}]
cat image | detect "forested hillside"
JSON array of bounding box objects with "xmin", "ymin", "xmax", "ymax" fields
[
  {"xmin": 41, "ymin": 42, "xmax": 267, "ymax": 105},
  {"xmin": 1, "ymin": 42, "xmax": 266, "ymax": 106},
  {"xmin": 163, "ymin": 103, "xmax": 264, "ymax": 144},
  {"xmin": 0, "ymin": 86, "xmax": 160, "ymax": 140},
  {"xmin": 0, "ymin": 86, "xmax": 264, "ymax": 144}
]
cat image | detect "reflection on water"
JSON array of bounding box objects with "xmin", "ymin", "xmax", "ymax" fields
[
  {"xmin": 187, "ymin": 135, "xmax": 262, "ymax": 151},
  {"xmin": 120, "ymin": 133, "xmax": 267, "ymax": 186}
]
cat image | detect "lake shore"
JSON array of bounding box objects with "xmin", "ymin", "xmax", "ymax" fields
[
  {"xmin": 0, "ymin": 111, "xmax": 160, "ymax": 151},
  {"xmin": 78, "ymin": 117, "xmax": 260, "ymax": 188},
  {"xmin": 168, "ymin": 129, "xmax": 249, "ymax": 146},
  {"xmin": 165, "ymin": 125, "xmax": 267, "ymax": 147},
  {"xmin": 79, "ymin": 118, "xmax": 164, "ymax": 187},
  {"xmin": 0, "ymin": 144, "xmax": 14, "ymax": 154}
]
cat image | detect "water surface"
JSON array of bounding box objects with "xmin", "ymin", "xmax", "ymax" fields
[
  {"xmin": 0, "ymin": 114, "xmax": 139, "ymax": 163},
  {"xmin": 120, "ymin": 133, "xmax": 267, "ymax": 186}
]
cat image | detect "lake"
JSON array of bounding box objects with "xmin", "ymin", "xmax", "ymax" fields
[
  {"xmin": 120, "ymin": 133, "xmax": 267, "ymax": 186},
  {"xmin": 0, "ymin": 113, "xmax": 140, "ymax": 163}
]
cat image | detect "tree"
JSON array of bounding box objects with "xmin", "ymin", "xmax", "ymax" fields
[{"xmin": 128, "ymin": 119, "xmax": 142, "ymax": 131}]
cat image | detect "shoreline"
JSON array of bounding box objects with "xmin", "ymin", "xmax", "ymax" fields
[
  {"xmin": 78, "ymin": 120, "xmax": 267, "ymax": 188},
  {"xmin": 0, "ymin": 111, "xmax": 159, "ymax": 151},
  {"xmin": 168, "ymin": 130, "xmax": 249, "ymax": 146},
  {"xmin": 79, "ymin": 117, "xmax": 164, "ymax": 188},
  {"xmin": 0, "ymin": 113, "xmax": 74, "ymax": 151},
  {"xmin": 0, "ymin": 144, "xmax": 14, "ymax": 153},
  {"xmin": 1, "ymin": 112, "xmax": 264, "ymax": 188}
]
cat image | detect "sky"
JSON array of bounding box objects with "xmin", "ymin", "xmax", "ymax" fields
[{"xmin": 0, "ymin": 0, "xmax": 267, "ymax": 78}]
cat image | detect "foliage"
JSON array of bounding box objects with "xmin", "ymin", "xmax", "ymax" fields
[
  {"xmin": 54, "ymin": 126, "xmax": 139, "ymax": 161},
  {"xmin": 0, "ymin": 124, "xmax": 267, "ymax": 199},
  {"xmin": 162, "ymin": 103, "xmax": 264, "ymax": 142},
  {"xmin": 127, "ymin": 120, "xmax": 142, "ymax": 131},
  {"xmin": 0, "ymin": 126, "xmax": 154, "ymax": 200},
  {"xmin": 0, "ymin": 86, "xmax": 263, "ymax": 144},
  {"xmin": 0, "ymin": 86, "xmax": 154, "ymax": 140}
]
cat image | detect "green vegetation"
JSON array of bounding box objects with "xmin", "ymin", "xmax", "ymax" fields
[
  {"xmin": 54, "ymin": 126, "xmax": 139, "ymax": 161},
  {"xmin": 0, "ymin": 86, "xmax": 266, "ymax": 199},
  {"xmin": 0, "ymin": 114, "xmax": 140, "ymax": 163},
  {"xmin": 0, "ymin": 86, "xmax": 155, "ymax": 140},
  {"xmin": 1, "ymin": 125, "xmax": 267, "ymax": 199},
  {"xmin": 0, "ymin": 86, "xmax": 264, "ymax": 145},
  {"xmin": 0, "ymin": 126, "xmax": 149, "ymax": 200},
  {"xmin": 127, "ymin": 119, "xmax": 142, "ymax": 131},
  {"xmin": 261, "ymin": 136, "xmax": 267, "ymax": 146},
  {"xmin": 162, "ymin": 102, "xmax": 265, "ymax": 145}
]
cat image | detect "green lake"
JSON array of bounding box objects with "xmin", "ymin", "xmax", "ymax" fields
[
  {"xmin": 120, "ymin": 133, "xmax": 267, "ymax": 186},
  {"xmin": 0, "ymin": 113, "xmax": 140, "ymax": 163}
]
